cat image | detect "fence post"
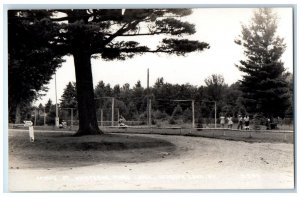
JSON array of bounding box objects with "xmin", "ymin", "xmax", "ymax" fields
[
  {"xmin": 71, "ymin": 108, "xmax": 73, "ymax": 130},
  {"xmin": 100, "ymin": 109, "xmax": 103, "ymax": 126},
  {"xmin": 44, "ymin": 108, "xmax": 46, "ymax": 126},
  {"xmin": 34, "ymin": 109, "xmax": 37, "ymax": 126},
  {"xmin": 117, "ymin": 108, "xmax": 119, "ymax": 126},
  {"xmin": 192, "ymin": 100, "xmax": 195, "ymax": 128},
  {"xmin": 214, "ymin": 101, "xmax": 217, "ymax": 128},
  {"xmin": 111, "ymin": 97, "xmax": 114, "ymax": 126},
  {"xmin": 149, "ymin": 99, "xmax": 152, "ymax": 126}
]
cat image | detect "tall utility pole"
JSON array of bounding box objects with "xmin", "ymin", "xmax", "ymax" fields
[
  {"xmin": 44, "ymin": 107, "xmax": 46, "ymax": 126},
  {"xmin": 55, "ymin": 73, "xmax": 59, "ymax": 127},
  {"xmin": 117, "ymin": 108, "xmax": 120, "ymax": 125},
  {"xmin": 214, "ymin": 101, "xmax": 217, "ymax": 128},
  {"xmin": 111, "ymin": 97, "xmax": 115, "ymax": 126},
  {"xmin": 192, "ymin": 100, "xmax": 195, "ymax": 128},
  {"xmin": 70, "ymin": 108, "xmax": 73, "ymax": 129},
  {"xmin": 34, "ymin": 108, "xmax": 37, "ymax": 126},
  {"xmin": 147, "ymin": 68, "xmax": 151, "ymax": 126},
  {"xmin": 149, "ymin": 99, "xmax": 152, "ymax": 126},
  {"xmin": 100, "ymin": 109, "xmax": 103, "ymax": 126}
]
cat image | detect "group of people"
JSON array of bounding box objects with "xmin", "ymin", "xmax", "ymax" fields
[
  {"xmin": 219, "ymin": 115, "xmax": 232, "ymax": 128},
  {"xmin": 219, "ymin": 114, "xmax": 250, "ymax": 130},
  {"xmin": 237, "ymin": 115, "xmax": 250, "ymax": 130}
]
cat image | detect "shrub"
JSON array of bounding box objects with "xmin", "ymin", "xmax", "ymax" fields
[
  {"xmin": 253, "ymin": 113, "xmax": 264, "ymax": 130},
  {"xmin": 169, "ymin": 117, "xmax": 176, "ymax": 125}
]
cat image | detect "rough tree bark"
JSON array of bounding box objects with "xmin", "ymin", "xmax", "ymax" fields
[
  {"xmin": 73, "ymin": 52, "xmax": 103, "ymax": 136},
  {"xmin": 14, "ymin": 104, "xmax": 21, "ymax": 124}
]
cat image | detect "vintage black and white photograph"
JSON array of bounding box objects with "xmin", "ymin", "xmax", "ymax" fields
[{"xmin": 7, "ymin": 6, "xmax": 294, "ymax": 191}]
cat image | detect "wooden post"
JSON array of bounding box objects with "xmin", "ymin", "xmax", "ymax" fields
[
  {"xmin": 34, "ymin": 109, "xmax": 37, "ymax": 126},
  {"xmin": 111, "ymin": 97, "xmax": 114, "ymax": 126},
  {"xmin": 71, "ymin": 108, "xmax": 73, "ymax": 129},
  {"xmin": 117, "ymin": 108, "xmax": 120, "ymax": 125},
  {"xmin": 100, "ymin": 109, "xmax": 103, "ymax": 126},
  {"xmin": 149, "ymin": 99, "xmax": 152, "ymax": 126},
  {"xmin": 147, "ymin": 68, "xmax": 150, "ymax": 126},
  {"xmin": 55, "ymin": 74, "xmax": 59, "ymax": 128},
  {"xmin": 214, "ymin": 101, "xmax": 217, "ymax": 128},
  {"xmin": 192, "ymin": 100, "xmax": 195, "ymax": 128},
  {"xmin": 29, "ymin": 126, "xmax": 34, "ymax": 142},
  {"xmin": 44, "ymin": 108, "xmax": 46, "ymax": 126}
]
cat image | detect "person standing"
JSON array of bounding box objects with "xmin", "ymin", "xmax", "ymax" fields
[
  {"xmin": 244, "ymin": 115, "xmax": 250, "ymax": 130},
  {"xmin": 227, "ymin": 115, "xmax": 233, "ymax": 129},
  {"xmin": 266, "ymin": 117, "xmax": 271, "ymax": 130},
  {"xmin": 237, "ymin": 115, "xmax": 243, "ymax": 130},
  {"xmin": 220, "ymin": 115, "xmax": 225, "ymax": 128}
]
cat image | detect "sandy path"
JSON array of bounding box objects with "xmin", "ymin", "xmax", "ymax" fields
[{"xmin": 9, "ymin": 133, "xmax": 294, "ymax": 191}]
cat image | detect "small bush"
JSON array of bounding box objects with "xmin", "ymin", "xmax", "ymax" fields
[
  {"xmin": 153, "ymin": 110, "xmax": 169, "ymax": 120},
  {"xmin": 151, "ymin": 119, "xmax": 156, "ymax": 125},
  {"xmin": 169, "ymin": 118, "xmax": 176, "ymax": 125},
  {"xmin": 253, "ymin": 113, "xmax": 264, "ymax": 130}
]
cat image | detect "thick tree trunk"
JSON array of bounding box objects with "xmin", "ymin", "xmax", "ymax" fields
[
  {"xmin": 73, "ymin": 52, "xmax": 103, "ymax": 136},
  {"xmin": 14, "ymin": 104, "xmax": 21, "ymax": 124}
]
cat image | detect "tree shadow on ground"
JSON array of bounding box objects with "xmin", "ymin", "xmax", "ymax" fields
[{"xmin": 9, "ymin": 131, "xmax": 177, "ymax": 169}]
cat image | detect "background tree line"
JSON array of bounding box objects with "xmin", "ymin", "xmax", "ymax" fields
[{"xmin": 32, "ymin": 71, "xmax": 292, "ymax": 126}]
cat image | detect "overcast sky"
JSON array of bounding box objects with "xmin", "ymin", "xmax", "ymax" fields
[{"xmin": 35, "ymin": 8, "xmax": 293, "ymax": 106}]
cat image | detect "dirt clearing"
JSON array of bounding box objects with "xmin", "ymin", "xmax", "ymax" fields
[{"xmin": 8, "ymin": 129, "xmax": 294, "ymax": 191}]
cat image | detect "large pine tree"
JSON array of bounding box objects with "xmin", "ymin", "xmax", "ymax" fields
[
  {"xmin": 9, "ymin": 9, "xmax": 210, "ymax": 135},
  {"xmin": 235, "ymin": 8, "xmax": 290, "ymax": 117}
]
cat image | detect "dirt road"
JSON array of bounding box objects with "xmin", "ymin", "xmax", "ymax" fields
[{"xmin": 8, "ymin": 130, "xmax": 294, "ymax": 191}]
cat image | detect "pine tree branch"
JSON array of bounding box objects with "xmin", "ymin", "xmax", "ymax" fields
[
  {"xmin": 103, "ymin": 20, "xmax": 142, "ymax": 46},
  {"xmin": 111, "ymin": 32, "xmax": 164, "ymax": 36},
  {"xmin": 50, "ymin": 16, "xmax": 71, "ymax": 22}
]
